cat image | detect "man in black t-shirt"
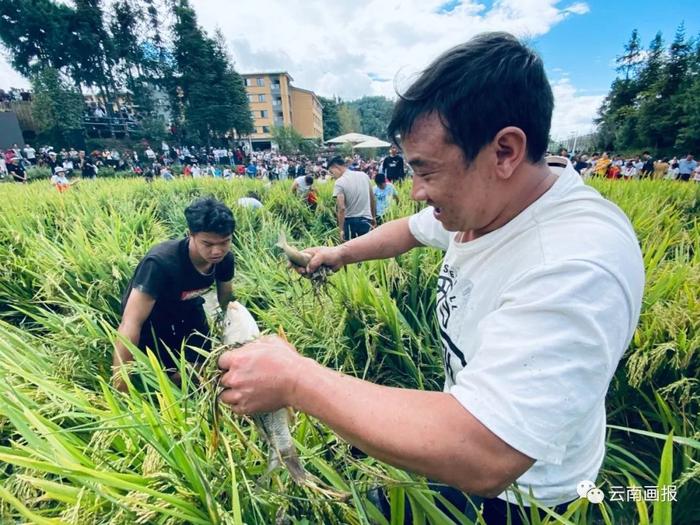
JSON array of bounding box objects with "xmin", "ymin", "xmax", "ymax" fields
[
  {"xmin": 7, "ymin": 157, "xmax": 27, "ymax": 183},
  {"xmin": 112, "ymin": 197, "xmax": 236, "ymax": 391},
  {"xmin": 381, "ymin": 145, "xmax": 406, "ymax": 183}
]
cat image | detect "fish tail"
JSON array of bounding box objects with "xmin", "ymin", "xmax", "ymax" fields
[{"xmin": 280, "ymin": 446, "xmax": 307, "ymax": 483}]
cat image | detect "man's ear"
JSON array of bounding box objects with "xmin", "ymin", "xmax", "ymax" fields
[{"xmin": 493, "ymin": 126, "xmax": 527, "ymax": 180}]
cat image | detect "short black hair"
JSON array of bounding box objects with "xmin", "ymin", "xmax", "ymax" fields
[
  {"xmin": 184, "ymin": 197, "xmax": 235, "ymax": 236},
  {"xmin": 388, "ymin": 32, "xmax": 553, "ymax": 164},
  {"xmin": 327, "ymin": 156, "xmax": 345, "ymax": 168},
  {"xmin": 375, "ymin": 173, "xmax": 386, "ymax": 185},
  {"xmin": 304, "ymin": 174, "xmax": 314, "ymax": 185}
]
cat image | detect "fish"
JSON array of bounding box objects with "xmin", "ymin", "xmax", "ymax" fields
[
  {"xmin": 220, "ymin": 301, "xmax": 307, "ymax": 483},
  {"xmin": 276, "ymin": 232, "xmax": 334, "ymax": 291},
  {"xmin": 276, "ymin": 231, "xmax": 312, "ymax": 268}
]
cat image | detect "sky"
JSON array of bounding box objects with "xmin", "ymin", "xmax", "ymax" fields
[{"xmin": 0, "ymin": 0, "xmax": 698, "ymax": 139}]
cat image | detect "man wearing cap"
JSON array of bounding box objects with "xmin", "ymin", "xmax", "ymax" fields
[
  {"xmin": 7, "ymin": 156, "xmax": 27, "ymax": 183},
  {"xmin": 327, "ymin": 156, "xmax": 376, "ymax": 240}
]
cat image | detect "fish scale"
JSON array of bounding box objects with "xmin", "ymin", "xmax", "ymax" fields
[{"xmin": 220, "ymin": 301, "xmax": 307, "ymax": 483}]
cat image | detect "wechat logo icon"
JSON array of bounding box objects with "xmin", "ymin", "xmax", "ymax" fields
[{"xmin": 577, "ymin": 480, "xmax": 605, "ymax": 504}]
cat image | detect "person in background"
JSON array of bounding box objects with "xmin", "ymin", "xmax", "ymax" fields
[
  {"xmin": 23, "ymin": 143, "xmax": 36, "ymax": 165},
  {"xmin": 7, "ymin": 156, "xmax": 27, "ymax": 183},
  {"xmin": 381, "ymin": 145, "xmax": 406, "ymax": 183},
  {"xmin": 373, "ymin": 173, "xmax": 399, "ymax": 225},
  {"xmin": 50, "ymin": 166, "xmax": 78, "ymax": 192},
  {"xmin": 653, "ymin": 158, "xmax": 669, "ymax": 180},
  {"xmin": 621, "ymin": 160, "xmax": 638, "ymax": 179},
  {"xmin": 237, "ymin": 191, "xmax": 263, "ymax": 209},
  {"xmin": 245, "ymin": 160, "xmax": 257, "ymax": 179},
  {"xmin": 327, "ymin": 156, "xmax": 376, "ymax": 240},
  {"xmin": 291, "ymin": 172, "xmax": 312, "ymax": 197},
  {"xmin": 678, "ymin": 154, "xmax": 697, "ymax": 182}
]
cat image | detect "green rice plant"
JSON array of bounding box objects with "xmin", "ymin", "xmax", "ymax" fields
[{"xmin": 0, "ymin": 176, "xmax": 698, "ymax": 523}]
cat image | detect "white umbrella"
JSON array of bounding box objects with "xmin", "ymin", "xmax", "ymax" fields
[
  {"xmin": 353, "ymin": 137, "xmax": 392, "ymax": 149},
  {"xmin": 325, "ymin": 132, "xmax": 376, "ymax": 144}
]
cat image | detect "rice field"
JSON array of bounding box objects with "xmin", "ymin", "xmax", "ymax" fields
[{"xmin": 0, "ymin": 176, "xmax": 698, "ymax": 524}]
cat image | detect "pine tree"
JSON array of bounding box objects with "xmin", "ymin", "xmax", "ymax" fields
[
  {"xmin": 31, "ymin": 67, "xmax": 85, "ymax": 145},
  {"xmin": 319, "ymin": 96, "xmax": 342, "ymax": 139},
  {"xmin": 170, "ymin": 1, "xmax": 251, "ymax": 144}
]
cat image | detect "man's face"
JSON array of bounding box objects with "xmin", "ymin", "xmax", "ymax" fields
[
  {"xmin": 190, "ymin": 232, "xmax": 232, "ymax": 264},
  {"xmin": 403, "ymin": 113, "xmax": 503, "ymax": 233},
  {"xmin": 329, "ymin": 165, "xmax": 343, "ymax": 179},
  {"xmin": 390, "ymin": 146, "xmax": 398, "ymax": 156}
]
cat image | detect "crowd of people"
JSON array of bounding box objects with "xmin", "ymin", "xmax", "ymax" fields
[
  {"xmin": 0, "ymin": 140, "xmax": 410, "ymax": 196},
  {"xmin": 562, "ymin": 149, "xmax": 699, "ymax": 182}
]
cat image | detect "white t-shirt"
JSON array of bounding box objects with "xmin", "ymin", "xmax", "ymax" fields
[
  {"xmin": 408, "ymin": 157, "xmax": 644, "ymax": 507},
  {"xmin": 237, "ymin": 197, "xmax": 263, "ymax": 209},
  {"xmin": 294, "ymin": 175, "xmax": 312, "ymax": 196}
]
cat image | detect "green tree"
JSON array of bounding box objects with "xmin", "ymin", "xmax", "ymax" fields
[
  {"xmin": 616, "ymin": 28, "xmax": 643, "ymax": 80},
  {"xmin": 337, "ymin": 103, "xmax": 361, "ymax": 134},
  {"xmin": 270, "ymin": 125, "xmax": 303, "ymax": 154},
  {"xmin": 0, "ymin": 0, "xmax": 74, "ymax": 75},
  {"xmin": 318, "ymin": 96, "xmax": 341, "ymax": 140},
  {"xmin": 170, "ymin": 1, "xmax": 252, "ymax": 144},
  {"xmin": 596, "ymin": 25, "xmax": 699, "ymax": 155},
  {"xmin": 31, "ymin": 67, "xmax": 85, "ymax": 145},
  {"xmin": 675, "ymin": 36, "xmax": 700, "ymax": 152},
  {"xmin": 348, "ymin": 96, "xmax": 395, "ymax": 139}
]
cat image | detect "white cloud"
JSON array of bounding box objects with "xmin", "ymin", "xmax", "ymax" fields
[
  {"xmin": 550, "ymin": 77, "xmax": 605, "ymax": 139},
  {"xmin": 0, "ymin": 0, "xmax": 594, "ymax": 136},
  {"xmin": 189, "ymin": 0, "xmax": 591, "ymax": 101},
  {"xmin": 0, "ymin": 53, "xmax": 29, "ymax": 90}
]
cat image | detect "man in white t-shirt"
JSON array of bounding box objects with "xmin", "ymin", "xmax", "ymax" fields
[{"xmin": 216, "ymin": 32, "xmax": 644, "ymax": 523}]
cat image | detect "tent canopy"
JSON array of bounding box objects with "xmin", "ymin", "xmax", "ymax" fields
[
  {"xmin": 353, "ymin": 137, "xmax": 392, "ymax": 149},
  {"xmin": 325, "ymin": 132, "xmax": 376, "ymax": 144}
]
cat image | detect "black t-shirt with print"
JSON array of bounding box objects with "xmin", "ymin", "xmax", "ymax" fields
[
  {"xmin": 382, "ymin": 155, "xmax": 405, "ymax": 182},
  {"xmin": 121, "ymin": 237, "xmax": 234, "ymax": 323}
]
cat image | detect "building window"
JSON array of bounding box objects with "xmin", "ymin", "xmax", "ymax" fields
[
  {"xmin": 245, "ymin": 78, "xmax": 252, "ymax": 86},
  {"xmin": 260, "ymin": 110, "xmax": 268, "ymax": 118},
  {"xmin": 258, "ymin": 94, "xmax": 266, "ymax": 102},
  {"xmin": 247, "ymin": 94, "xmax": 254, "ymax": 102},
  {"xmin": 256, "ymin": 77, "xmax": 265, "ymax": 87},
  {"xmin": 262, "ymin": 126, "xmax": 270, "ymax": 133}
]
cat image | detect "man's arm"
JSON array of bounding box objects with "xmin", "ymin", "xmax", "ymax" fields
[
  {"xmin": 293, "ymin": 358, "xmax": 534, "ymax": 496},
  {"xmin": 303, "ymin": 217, "xmax": 422, "ymax": 274},
  {"xmin": 335, "ymin": 192, "xmax": 346, "ymax": 240},
  {"xmin": 218, "ymin": 338, "xmax": 534, "ymax": 497},
  {"xmin": 290, "ymin": 179, "xmax": 298, "ymax": 194},
  {"xmin": 112, "ymin": 289, "xmax": 155, "ymax": 392},
  {"xmin": 216, "ymin": 279, "xmax": 233, "ymax": 310}
]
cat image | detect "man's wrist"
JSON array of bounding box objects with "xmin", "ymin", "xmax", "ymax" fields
[{"xmin": 287, "ymin": 355, "xmax": 321, "ymax": 411}]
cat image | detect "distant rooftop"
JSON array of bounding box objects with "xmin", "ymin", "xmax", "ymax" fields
[{"xmin": 241, "ymin": 71, "xmax": 294, "ymax": 81}]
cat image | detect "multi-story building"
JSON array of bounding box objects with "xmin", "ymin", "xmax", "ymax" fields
[{"xmin": 242, "ymin": 72, "xmax": 323, "ymax": 150}]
